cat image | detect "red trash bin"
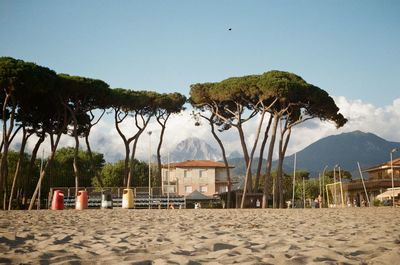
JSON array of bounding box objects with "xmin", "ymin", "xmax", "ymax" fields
[
  {"xmin": 76, "ymin": 190, "xmax": 88, "ymax": 210},
  {"xmin": 51, "ymin": 190, "xmax": 64, "ymax": 210}
]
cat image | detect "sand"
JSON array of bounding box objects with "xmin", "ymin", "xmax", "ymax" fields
[{"xmin": 0, "ymin": 207, "xmax": 399, "ymax": 264}]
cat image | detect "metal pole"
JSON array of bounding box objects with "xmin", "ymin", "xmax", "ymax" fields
[
  {"xmin": 302, "ymin": 176, "xmax": 305, "ymax": 208},
  {"xmin": 357, "ymin": 162, "xmax": 370, "ymax": 207},
  {"xmin": 148, "ymin": 131, "xmax": 152, "ymax": 209},
  {"xmin": 338, "ymin": 166, "xmax": 344, "ymax": 208},
  {"xmin": 292, "ymin": 152, "xmax": 296, "ymax": 208},
  {"xmin": 390, "ymin": 148, "xmax": 398, "ymax": 207},
  {"xmin": 37, "ymin": 149, "xmax": 44, "ymax": 210},
  {"xmin": 167, "ymin": 151, "xmax": 170, "ymax": 209},
  {"xmin": 322, "ymin": 165, "xmax": 327, "ymax": 208},
  {"xmin": 340, "ymin": 181, "xmax": 345, "ymax": 208},
  {"xmin": 318, "ymin": 172, "xmax": 322, "ymax": 208},
  {"xmin": 333, "ymin": 166, "xmax": 337, "ymax": 207},
  {"xmin": 326, "ymin": 185, "xmax": 330, "ymax": 206}
]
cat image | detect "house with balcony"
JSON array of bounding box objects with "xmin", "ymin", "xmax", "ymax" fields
[
  {"xmin": 161, "ymin": 160, "xmax": 234, "ymax": 197},
  {"xmin": 342, "ymin": 157, "xmax": 400, "ymax": 205}
]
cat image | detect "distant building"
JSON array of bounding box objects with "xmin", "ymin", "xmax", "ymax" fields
[
  {"xmin": 342, "ymin": 158, "xmax": 400, "ymax": 205},
  {"xmin": 365, "ymin": 157, "xmax": 400, "ymax": 181},
  {"xmin": 161, "ymin": 160, "xmax": 234, "ymax": 197}
]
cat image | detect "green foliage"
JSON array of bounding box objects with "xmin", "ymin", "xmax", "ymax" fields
[
  {"xmin": 93, "ymin": 159, "xmax": 156, "ymax": 187},
  {"xmin": 131, "ymin": 159, "xmax": 153, "ymax": 187},
  {"xmin": 155, "ymin": 92, "xmax": 186, "ymax": 114},
  {"xmin": 94, "ymin": 160, "xmax": 125, "ymax": 187},
  {"xmin": 1, "ymin": 57, "xmax": 349, "ymax": 210},
  {"xmin": 5, "ymin": 150, "xmax": 34, "ymax": 190},
  {"xmin": 373, "ymin": 199, "xmax": 382, "ymax": 207},
  {"xmin": 57, "ymin": 74, "xmax": 110, "ymax": 108},
  {"xmin": 324, "ymin": 170, "xmax": 352, "ymax": 181},
  {"xmin": 189, "ymin": 70, "xmax": 347, "ymax": 129},
  {"xmin": 1, "ymin": 150, "xmax": 40, "ymax": 208},
  {"xmin": 47, "ymin": 147, "xmax": 105, "ymax": 188},
  {"xmin": 0, "ymin": 57, "xmax": 60, "ymax": 135},
  {"xmin": 109, "ymin": 88, "xmax": 158, "ymax": 113},
  {"xmin": 0, "ymin": 57, "xmax": 57, "ymax": 98},
  {"xmin": 294, "ymin": 177, "xmax": 318, "ymax": 201}
]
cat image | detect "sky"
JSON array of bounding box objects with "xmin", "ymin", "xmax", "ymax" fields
[{"xmin": 1, "ymin": 0, "xmax": 400, "ymax": 162}]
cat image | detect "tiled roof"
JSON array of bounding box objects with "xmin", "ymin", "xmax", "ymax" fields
[
  {"xmin": 162, "ymin": 160, "xmax": 234, "ymax": 168},
  {"xmin": 365, "ymin": 157, "xmax": 400, "ymax": 172}
]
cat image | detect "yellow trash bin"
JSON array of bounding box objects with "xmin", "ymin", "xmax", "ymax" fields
[{"xmin": 122, "ymin": 188, "xmax": 134, "ymax": 209}]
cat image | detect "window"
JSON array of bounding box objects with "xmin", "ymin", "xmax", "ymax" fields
[
  {"xmin": 218, "ymin": 186, "xmax": 228, "ymax": 193},
  {"xmin": 184, "ymin": 170, "xmax": 190, "ymax": 178},
  {"xmin": 200, "ymin": 186, "xmax": 208, "ymax": 193},
  {"xmin": 163, "ymin": 170, "xmax": 170, "ymax": 182},
  {"xmin": 199, "ymin": 169, "xmax": 207, "ymax": 178},
  {"xmin": 185, "ymin": 186, "xmax": 192, "ymax": 194}
]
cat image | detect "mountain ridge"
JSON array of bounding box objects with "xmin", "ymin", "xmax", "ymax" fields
[
  {"xmin": 168, "ymin": 131, "xmax": 400, "ymax": 178},
  {"xmin": 283, "ymin": 130, "xmax": 400, "ymax": 176},
  {"xmin": 169, "ymin": 137, "xmax": 221, "ymax": 162}
]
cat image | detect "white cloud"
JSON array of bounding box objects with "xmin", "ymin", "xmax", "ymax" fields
[
  {"xmin": 6, "ymin": 97, "xmax": 400, "ymax": 162},
  {"xmin": 331, "ymin": 96, "xmax": 400, "ymax": 142},
  {"xmin": 286, "ymin": 96, "xmax": 400, "ymax": 156}
]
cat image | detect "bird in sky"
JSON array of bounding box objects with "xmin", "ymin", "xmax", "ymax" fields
[{"xmin": 228, "ymin": 28, "xmax": 232, "ymax": 31}]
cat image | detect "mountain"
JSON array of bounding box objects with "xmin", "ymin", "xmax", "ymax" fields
[
  {"xmin": 169, "ymin": 137, "xmax": 221, "ymax": 162},
  {"xmin": 283, "ymin": 130, "xmax": 400, "ymax": 176},
  {"xmin": 228, "ymin": 131, "xmax": 400, "ymax": 178},
  {"xmin": 227, "ymin": 150, "xmax": 242, "ymax": 159}
]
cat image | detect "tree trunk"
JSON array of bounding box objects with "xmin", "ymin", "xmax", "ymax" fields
[
  {"xmin": 274, "ymin": 129, "xmax": 284, "ymax": 208},
  {"xmin": 85, "ymin": 134, "xmax": 103, "ymax": 188},
  {"xmin": 22, "ymin": 135, "xmax": 44, "ymax": 208},
  {"xmin": 237, "ymin": 123, "xmax": 252, "ymax": 193},
  {"xmin": 127, "ymin": 114, "xmax": 150, "ymax": 188},
  {"xmin": 29, "ymin": 106, "xmax": 68, "ymax": 211},
  {"xmin": 0, "ymin": 125, "xmax": 21, "ymax": 153},
  {"xmin": 255, "ymin": 115, "xmax": 273, "ymax": 191},
  {"xmin": 29, "ymin": 132, "xmax": 64, "ymax": 210},
  {"xmin": 127, "ymin": 130, "xmax": 144, "ymax": 188},
  {"xmin": 128, "ymin": 137, "xmax": 139, "ymax": 188},
  {"xmin": 123, "ymin": 145, "xmax": 130, "ymax": 187},
  {"xmin": 8, "ymin": 127, "xmax": 30, "ymax": 210},
  {"xmin": 15, "ymin": 187, "xmax": 22, "ymax": 208},
  {"xmin": 1, "ymin": 94, "xmax": 15, "ymax": 210},
  {"xmin": 114, "ymin": 111, "xmax": 129, "ymax": 186},
  {"xmin": 73, "ymin": 152, "xmax": 79, "ymax": 195},
  {"xmin": 156, "ymin": 114, "xmax": 169, "ymax": 188},
  {"xmin": 262, "ymin": 114, "xmax": 279, "ymax": 208},
  {"xmin": 85, "ymin": 110, "xmax": 105, "ymax": 189},
  {"xmin": 277, "ymin": 127, "xmax": 292, "ymax": 208},
  {"xmin": 208, "ymin": 114, "xmax": 232, "ymax": 208},
  {"xmin": 72, "ymin": 121, "xmax": 80, "ymax": 197},
  {"xmin": 241, "ymin": 110, "xmax": 266, "ymax": 208}
]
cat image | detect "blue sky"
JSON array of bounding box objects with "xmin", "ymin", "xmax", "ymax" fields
[
  {"xmin": 1, "ymin": 1, "xmax": 400, "ymax": 161},
  {"xmin": 1, "ymin": 0, "xmax": 399, "ymax": 107}
]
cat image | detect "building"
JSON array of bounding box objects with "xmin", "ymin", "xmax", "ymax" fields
[
  {"xmin": 341, "ymin": 157, "xmax": 400, "ymax": 205},
  {"xmin": 365, "ymin": 157, "xmax": 400, "ymax": 181},
  {"xmin": 161, "ymin": 160, "xmax": 233, "ymax": 197}
]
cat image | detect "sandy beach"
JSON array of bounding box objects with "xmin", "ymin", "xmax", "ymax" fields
[{"xmin": 0, "ymin": 207, "xmax": 399, "ymax": 264}]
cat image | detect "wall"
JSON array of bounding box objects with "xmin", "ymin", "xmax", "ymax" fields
[{"xmin": 162, "ymin": 166, "xmax": 232, "ymax": 197}]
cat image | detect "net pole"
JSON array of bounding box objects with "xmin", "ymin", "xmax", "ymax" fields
[
  {"xmin": 326, "ymin": 185, "xmax": 330, "ymax": 207},
  {"xmin": 322, "ymin": 166, "xmax": 327, "ymax": 207},
  {"xmin": 357, "ymin": 162, "xmax": 370, "ymax": 207},
  {"xmin": 340, "ymin": 182, "xmax": 345, "ymax": 208},
  {"xmin": 334, "ymin": 167, "xmax": 338, "ymax": 207},
  {"xmin": 338, "ymin": 167, "xmax": 344, "ymax": 208},
  {"xmin": 292, "ymin": 153, "xmax": 296, "ymax": 208}
]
